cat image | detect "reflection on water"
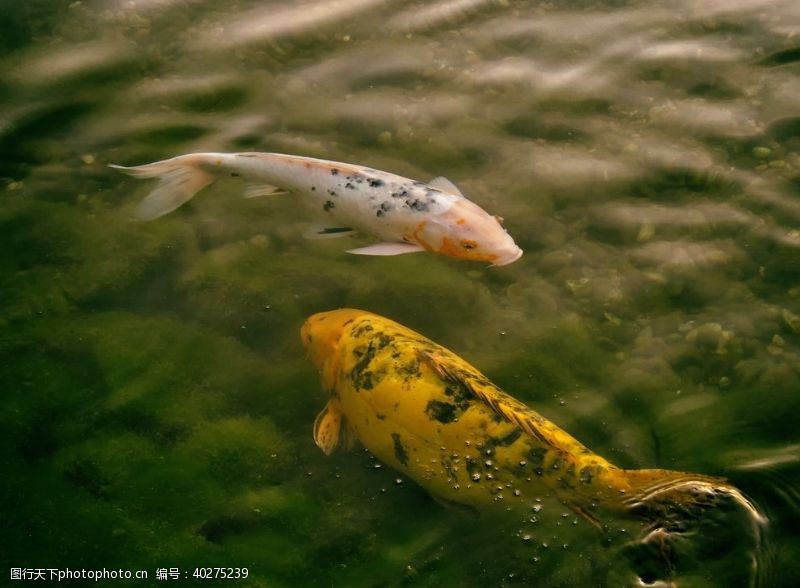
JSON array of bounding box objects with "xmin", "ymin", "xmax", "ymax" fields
[{"xmin": 1, "ymin": 0, "xmax": 800, "ymax": 586}]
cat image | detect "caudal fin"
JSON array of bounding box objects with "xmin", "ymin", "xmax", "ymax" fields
[
  {"xmin": 110, "ymin": 154, "xmax": 215, "ymax": 220},
  {"xmin": 621, "ymin": 468, "xmax": 766, "ymax": 528}
]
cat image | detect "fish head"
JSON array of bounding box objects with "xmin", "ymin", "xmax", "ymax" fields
[
  {"xmin": 413, "ymin": 199, "xmax": 522, "ymax": 266},
  {"xmin": 301, "ymin": 309, "xmax": 368, "ymax": 389}
]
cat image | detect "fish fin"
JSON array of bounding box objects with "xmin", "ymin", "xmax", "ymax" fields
[
  {"xmin": 342, "ymin": 423, "xmax": 357, "ymax": 450},
  {"xmin": 313, "ymin": 399, "xmax": 345, "ymax": 456},
  {"xmin": 429, "ymin": 176, "xmax": 464, "ymax": 196},
  {"xmin": 417, "ymin": 350, "xmax": 570, "ymax": 451},
  {"xmin": 621, "ymin": 469, "xmax": 767, "ymax": 528},
  {"xmin": 110, "ymin": 156, "xmax": 215, "ymax": 220},
  {"xmin": 303, "ymin": 223, "xmax": 356, "ymax": 240},
  {"xmin": 430, "ymin": 493, "xmax": 477, "ymax": 514},
  {"xmin": 346, "ymin": 242, "xmax": 425, "ymax": 256},
  {"xmin": 244, "ymin": 184, "xmax": 288, "ymax": 199},
  {"xmin": 568, "ymin": 503, "xmax": 603, "ymax": 529}
]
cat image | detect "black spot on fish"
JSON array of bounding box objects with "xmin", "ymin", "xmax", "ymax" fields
[
  {"xmin": 350, "ymin": 332, "xmax": 392, "ymax": 391},
  {"xmin": 558, "ymin": 463, "xmax": 576, "ymax": 490},
  {"xmin": 392, "ymin": 433, "xmax": 409, "ymax": 466},
  {"xmin": 425, "ymin": 400, "xmax": 458, "ymax": 424},
  {"xmin": 408, "ymin": 199, "xmax": 428, "ymax": 212},
  {"xmin": 380, "ymin": 202, "xmax": 392, "ymax": 212},
  {"xmin": 368, "ymin": 178, "xmax": 384, "ymax": 187},
  {"xmin": 376, "ymin": 210, "xmax": 384, "ymax": 218},
  {"xmin": 328, "ymin": 189, "xmax": 338, "ymax": 196},
  {"xmin": 342, "ymin": 319, "xmax": 355, "ymax": 327},
  {"xmin": 350, "ymin": 343, "xmax": 373, "ymax": 384},
  {"xmin": 311, "ymin": 186, "xmax": 316, "ymax": 191},
  {"xmin": 443, "ymin": 381, "xmax": 472, "ymax": 406},
  {"xmin": 391, "ymin": 189, "xmax": 408, "ymax": 198},
  {"xmin": 397, "ymin": 358, "xmax": 421, "ymax": 383},
  {"xmin": 331, "ymin": 168, "xmax": 339, "ymax": 176},
  {"xmin": 355, "ymin": 177, "xmax": 363, "ymax": 183},
  {"xmin": 376, "ymin": 413, "xmax": 386, "ymax": 421},
  {"xmin": 345, "ymin": 182, "xmax": 356, "ymax": 190},
  {"xmin": 351, "ymin": 322, "xmax": 374, "ymax": 338},
  {"xmin": 527, "ymin": 447, "xmax": 548, "ymax": 468},
  {"xmin": 323, "ymin": 200, "xmax": 335, "ymax": 212},
  {"xmin": 579, "ymin": 465, "xmax": 601, "ymax": 486},
  {"xmin": 490, "ymin": 428, "xmax": 522, "ymax": 447},
  {"xmin": 230, "ymin": 172, "xmax": 240, "ymax": 177}
]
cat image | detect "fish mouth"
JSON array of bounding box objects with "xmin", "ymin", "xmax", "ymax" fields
[{"xmin": 491, "ymin": 248, "xmax": 523, "ymax": 267}]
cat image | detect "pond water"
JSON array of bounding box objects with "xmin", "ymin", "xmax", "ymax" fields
[{"xmin": 2, "ymin": 0, "xmax": 800, "ymax": 586}]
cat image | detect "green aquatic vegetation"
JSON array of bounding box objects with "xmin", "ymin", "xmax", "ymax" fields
[{"xmin": 0, "ymin": 198, "xmax": 197, "ymax": 326}]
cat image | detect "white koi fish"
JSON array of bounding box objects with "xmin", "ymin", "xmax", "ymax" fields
[{"xmin": 110, "ymin": 152, "xmax": 522, "ymax": 266}]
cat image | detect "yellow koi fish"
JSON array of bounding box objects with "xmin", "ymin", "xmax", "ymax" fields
[
  {"xmin": 302, "ymin": 309, "xmax": 765, "ymax": 528},
  {"xmin": 110, "ymin": 152, "xmax": 522, "ymax": 266}
]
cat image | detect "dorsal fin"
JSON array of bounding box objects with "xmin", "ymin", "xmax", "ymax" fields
[
  {"xmin": 429, "ymin": 176, "xmax": 464, "ymax": 196},
  {"xmin": 418, "ymin": 350, "xmax": 590, "ymax": 454}
]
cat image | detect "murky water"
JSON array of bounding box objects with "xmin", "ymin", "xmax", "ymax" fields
[{"xmin": 2, "ymin": 0, "xmax": 799, "ymax": 586}]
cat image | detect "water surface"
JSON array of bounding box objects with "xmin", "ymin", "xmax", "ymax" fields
[{"xmin": 2, "ymin": 0, "xmax": 800, "ymax": 586}]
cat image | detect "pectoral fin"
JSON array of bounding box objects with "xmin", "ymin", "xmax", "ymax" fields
[
  {"xmin": 304, "ymin": 223, "xmax": 356, "ymax": 240},
  {"xmin": 347, "ymin": 242, "xmax": 425, "ymax": 256},
  {"xmin": 429, "ymin": 176, "xmax": 464, "ymax": 196},
  {"xmin": 313, "ymin": 399, "xmax": 347, "ymax": 455},
  {"xmin": 244, "ymin": 184, "xmax": 288, "ymax": 198}
]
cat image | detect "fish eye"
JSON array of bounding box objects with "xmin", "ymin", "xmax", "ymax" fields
[{"xmin": 461, "ymin": 240, "xmax": 477, "ymax": 250}]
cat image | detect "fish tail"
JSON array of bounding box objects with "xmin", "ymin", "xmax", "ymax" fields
[
  {"xmin": 620, "ymin": 468, "xmax": 767, "ymax": 527},
  {"xmin": 110, "ymin": 154, "xmax": 217, "ymax": 220}
]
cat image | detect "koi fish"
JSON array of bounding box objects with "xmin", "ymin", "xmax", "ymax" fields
[
  {"xmin": 110, "ymin": 152, "xmax": 522, "ymax": 266},
  {"xmin": 301, "ymin": 309, "xmax": 765, "ymax": 529}
]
